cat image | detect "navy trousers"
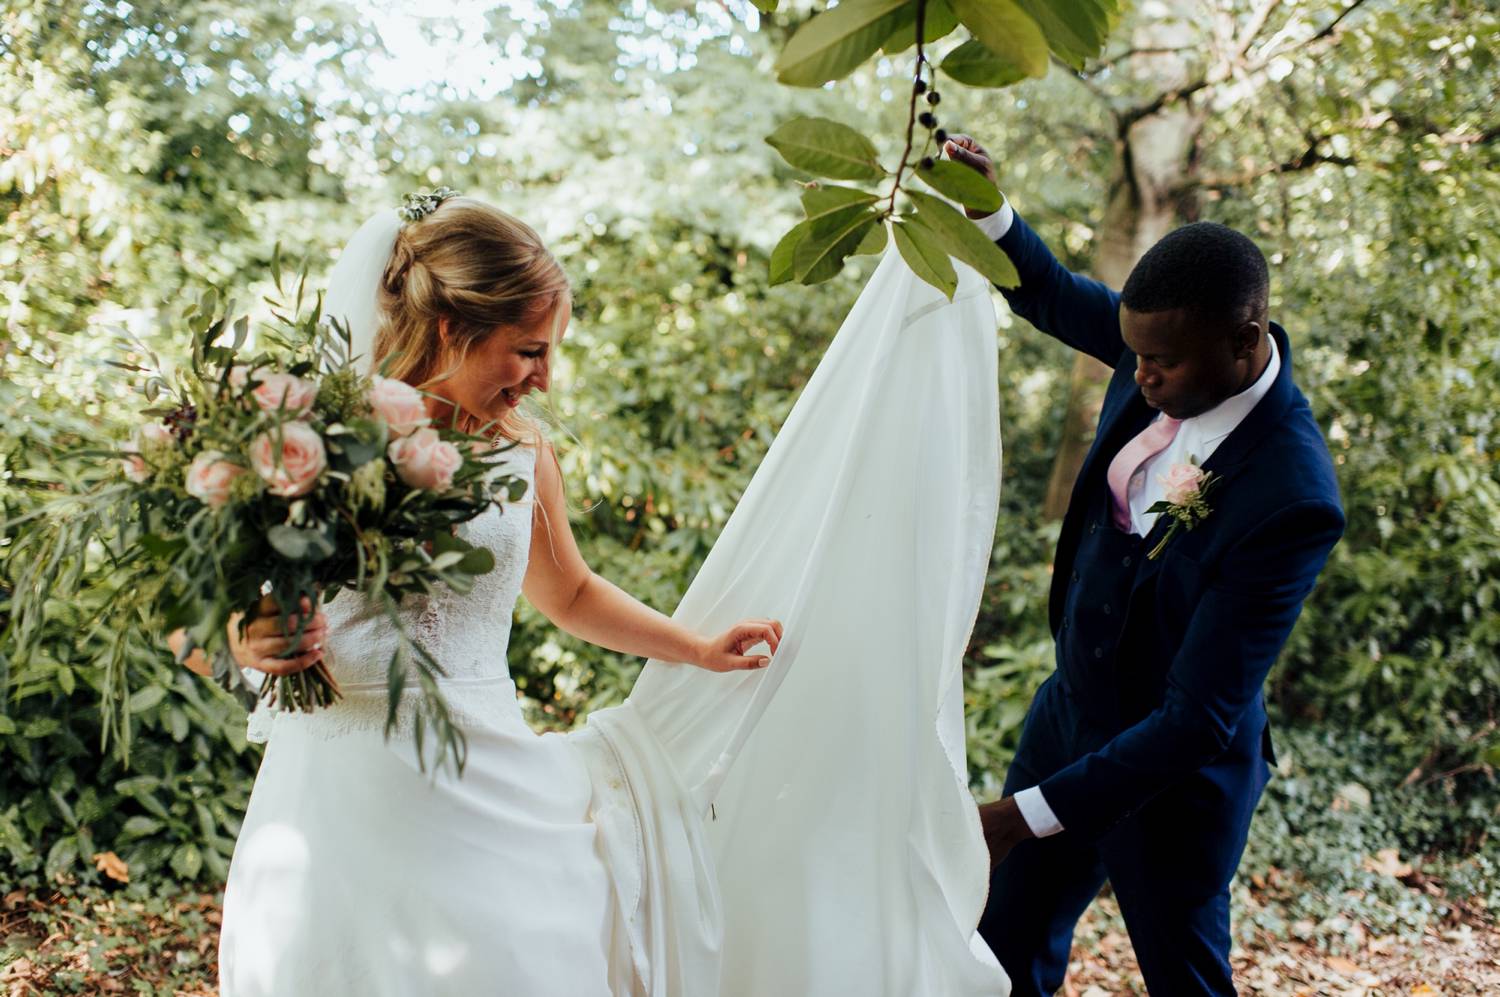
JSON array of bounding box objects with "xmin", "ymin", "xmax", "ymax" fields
[{"xmin": 978, "ymin": 673, "xmax": 1269, "ymax": 996}]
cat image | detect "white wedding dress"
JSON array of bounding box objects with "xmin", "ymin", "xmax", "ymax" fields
[{"xmin": 219, "ymin": 231, "xmax": 1010, "ymax": 996}]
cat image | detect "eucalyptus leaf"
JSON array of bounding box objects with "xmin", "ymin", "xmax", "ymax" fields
[
  {"xmin": 267, "ymin": 524, "xmax": 336, "ymax": 563},
  {"xmin": 458, "ymin": 547, "xmax": 495, "ymax": 574}
]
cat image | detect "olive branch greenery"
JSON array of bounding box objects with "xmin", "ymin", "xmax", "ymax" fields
[{"xmin": 1, "ymin": 259, "xmax": 524, "ymax": 778}]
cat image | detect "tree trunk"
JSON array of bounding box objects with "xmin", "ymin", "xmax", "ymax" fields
[{"xmin": 1039, "ymin": 18, "xmax": 1206, "ymax": 520}]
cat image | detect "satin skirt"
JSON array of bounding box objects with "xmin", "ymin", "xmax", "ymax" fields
[{"xmin": 219, "ymin": 679, "xmax": 612, "ymax": 997}]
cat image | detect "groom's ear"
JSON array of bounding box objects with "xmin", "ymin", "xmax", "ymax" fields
[{"xmin": 1230, "ymin": 319, "xmax": 1262, "ymax": 360}]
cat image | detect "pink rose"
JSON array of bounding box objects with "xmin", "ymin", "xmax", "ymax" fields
[
  {"xmin": 388, "ymin": 428, "xmax": 462, "ymax": 491},
  {"xmin": 250, "ymin": 422, "xmax": 327, "ymax": 497},
  {"xmin": 252, "ymin": 372, "xmax": 318, "ymax": 417},
  {"xmin": 1159, "ymin": 462, "xmax": 1207, "ymax": 506},
  {"xmin": 228, "ymin": 365, "xmax": 251, "ymax": 391},
  {"xmin": 184, "ymin": 451, "xmax": 245, "ymax": 508},
  {"xmin": 140, "ymin": 422, "xmax": 174, "ymax": 448},
  {"xmin": 368, "ymin": 375, "xmax": 430, "ymax": 437},
  {"xmin": 121, "ymin": 442, "xmax": 149, "ymax": 483}
]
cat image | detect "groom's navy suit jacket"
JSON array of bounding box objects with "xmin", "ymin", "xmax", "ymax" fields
[{"xmin": 994, "ymin": 213, "xmax": 1345, "ymax": 842}]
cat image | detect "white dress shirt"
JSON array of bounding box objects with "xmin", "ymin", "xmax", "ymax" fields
[{"xmin": 972, "ymin": 201, "xmax": 1281, "ymax": 839}]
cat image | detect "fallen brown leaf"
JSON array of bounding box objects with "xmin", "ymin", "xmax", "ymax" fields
[{"xmin": 92, "ymin": 851, "xmax": 130, "ymax": 884}]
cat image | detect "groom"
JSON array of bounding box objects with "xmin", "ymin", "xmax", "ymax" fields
[{"xmin": 945, "ymin": 135, "xmax": 1344, "ymax": 995}]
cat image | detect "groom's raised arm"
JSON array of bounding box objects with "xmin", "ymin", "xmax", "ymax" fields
[
  {"xmin": 1036, "ymin": 498, "xmax": 1345, "ymax": 840},
  {"xmin": 944, "ymin": 136, "xmax": 1125, "ymax": 368}
]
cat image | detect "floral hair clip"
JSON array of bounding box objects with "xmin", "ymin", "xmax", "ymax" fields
[{"xmin": 398, "ymin": 186, "xmax": 461, "ymax": 222}]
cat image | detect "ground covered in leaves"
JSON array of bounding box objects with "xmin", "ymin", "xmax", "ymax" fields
[{"xmin": 2, "ymin": 878, "xmax": 1495, "ymax": 996}]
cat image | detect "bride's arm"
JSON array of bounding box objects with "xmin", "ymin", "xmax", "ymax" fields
[{"xmin": 521, "ymin": 443, "xmax": 781, "ymax": 672}]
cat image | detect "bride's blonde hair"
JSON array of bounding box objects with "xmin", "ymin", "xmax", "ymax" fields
[{"xmin": 375, "ymin": 197, "xmax": 569, "ymax": 444}]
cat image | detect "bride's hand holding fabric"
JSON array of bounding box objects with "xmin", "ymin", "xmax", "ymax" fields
[
  {"xmin": 521, "ymin": 440, "xmax": 782, "ymax": 675},
  {"xmin": 691, "ymin": 618, "xmax": 784, "ymax": 672}
]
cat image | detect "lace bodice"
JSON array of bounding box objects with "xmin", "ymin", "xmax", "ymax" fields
[{"xmin": 247, "ymin": 444, "xmax": 537, "ymax": 741}]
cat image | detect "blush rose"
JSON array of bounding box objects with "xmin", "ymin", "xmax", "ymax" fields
[
  {"xmin": 368, "ymin": 375, "xmax": 430, "ymax": 437},
  {"xmin": 388, "ymin": 428, "xmax": 462, "ymax": 491},
  {"xmin": 1159, "ymin": 462, "xmax": 1208, "ymax": 507},
  {"xmin": 184, "ymin": 452, "xmax": 245, "ymax": 508},
  {"xmin": 249, "ymin": 422, "xmax": 328, "ymax": 497},
  {"xmin": 252, "ymin": 372, "xmax": 318, "ymax": 417}
]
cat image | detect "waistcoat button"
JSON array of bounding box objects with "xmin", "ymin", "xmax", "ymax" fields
[
  {"xmin": 1122, "ymin": 555, "xmax": 1133, "ymax": 567},
  {"xmin": 1094, "ymin": 646, "xmax": 1104, "ymax": 659}
]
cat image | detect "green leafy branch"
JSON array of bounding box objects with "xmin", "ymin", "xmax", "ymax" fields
[{"xmin": 758, "ymin": 0, "xmax": 1118, "ymax": 297}]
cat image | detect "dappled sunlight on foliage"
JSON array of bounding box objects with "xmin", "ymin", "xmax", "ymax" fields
[{"xmin": 1, "ymin": 1, "xmax": 1495, "ymax": 986}]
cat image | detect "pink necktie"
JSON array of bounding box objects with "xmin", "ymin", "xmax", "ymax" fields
[{"xmin": 1106, "ymin": 415, "xmax": 1183, "ymax": 532}]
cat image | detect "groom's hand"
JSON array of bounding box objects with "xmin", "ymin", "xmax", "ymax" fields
[
  {"xmin": 978, "ymin": 796, "xmax": 1035, "ymax": 871},
  {"xmin": 942, "ymin": 135, "xmax": 999, "ymax": 219}
]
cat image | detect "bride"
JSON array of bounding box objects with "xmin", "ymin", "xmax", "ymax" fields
[{"xmin": 179, "ymin": 191, "xmax": 1010, "ymax": 996}]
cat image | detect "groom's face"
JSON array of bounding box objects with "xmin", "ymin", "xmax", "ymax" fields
[{"xmin": 1119, "ymin": 305, "xmax": 1246, "ymax": 420}]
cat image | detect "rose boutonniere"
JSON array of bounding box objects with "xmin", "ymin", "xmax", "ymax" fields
[{"xmin": 1145, "ymin": 458, "xmax": 1220, "ymax": 560}]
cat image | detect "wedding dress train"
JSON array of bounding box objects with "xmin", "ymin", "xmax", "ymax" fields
[{"xmin": 218, "ymin": 231, "xmax": 1008, "ymax": 996}]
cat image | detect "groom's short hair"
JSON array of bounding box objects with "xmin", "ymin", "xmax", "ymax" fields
[{"xmin": 1121, "ymin": 222, "xmax": 1269, "ymax": 328}]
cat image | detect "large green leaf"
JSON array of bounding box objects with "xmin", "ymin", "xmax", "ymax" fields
[
  {"xmin": 1012, "ymin": 0, "xmax": 1115, "ymax": 69},
  {"xmin": 904, "ymin": 190, "xmax": 1020, "ymax": 287},
  {"xmin": 855, "ymin": 220, "xmax": 889, "ymax": 255},
  {"xmin": 893, "ymin": 220, "xmax": 959, "ymax": 299},
  {"xmin": 881, "ymin": 0, "xmax": 960, "ymax": 54},
  {"xmin": 774, "ymin": 0, "xmax": 913, "ymax": 87},
  {"xmin": 765, "ymin": 117, "xmax": 886, "ymax": 181},
  {"xmin": 940, "ymin": 37, "xmax": 1031, "ymax": 87},
  {"xmin": 914, "ymin": 160, "xmax": 1003, "ymax": 212},
  {"xmin": 794, "ymin": 205, "xmax": 881, "ymax": 284},
  {"xmin": 801, "ymin": 183, "xmax": 881, "ymax": 223},
  {"xmin": 770, "ymin": 220, "xmax": 813, "ymax": 285},
  {"xmin": 947, "ymin": 0, "xmax": 1048, "ymax": 79}
]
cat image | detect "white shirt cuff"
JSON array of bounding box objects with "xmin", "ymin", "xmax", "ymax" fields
[
  {"xmin": 1013, "ymin": 785, "xmax": 1064, "ymax": 838},
  {"xmin": 971, "ymin": 197, "xmax": 1014, "ymax": 242}
]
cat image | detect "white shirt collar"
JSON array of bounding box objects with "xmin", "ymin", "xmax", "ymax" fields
[{"xmin": 1182, "ymin": 333, "xmax": 1280, "ymax": 444}]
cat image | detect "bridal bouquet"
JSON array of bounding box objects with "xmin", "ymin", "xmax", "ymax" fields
[{"xmin": 5, "ymin": 273, "xmax": 522, "ymax": 774}]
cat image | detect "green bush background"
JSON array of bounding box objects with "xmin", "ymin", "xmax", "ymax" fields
[{"xmin": 1, "ymin": 0, "xmax": 1495, "ymax": 940}]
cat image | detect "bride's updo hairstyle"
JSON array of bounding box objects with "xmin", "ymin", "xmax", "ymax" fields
[{"xmin": 375, "ymin": 197, "xmax": 569, "ymax": 441}]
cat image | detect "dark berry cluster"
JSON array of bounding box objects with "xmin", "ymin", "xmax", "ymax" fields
[
  {"xmin": 912, "ymin": 75, "xmax": 951, "ymax": 157},
  {"xmin": 164, "ymin": 402, "xmax": 198, "ymax": 442}
]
